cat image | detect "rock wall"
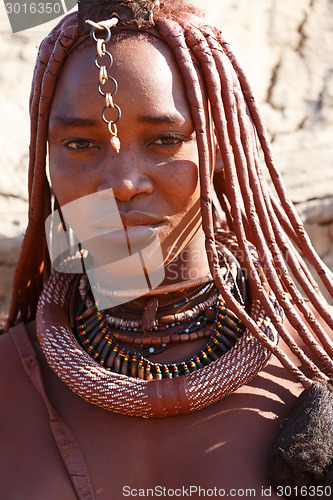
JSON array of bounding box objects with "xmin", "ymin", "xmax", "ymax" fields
[{"xmin": 0, "ymin": 0, "xmax": 332, "ymax": 315}]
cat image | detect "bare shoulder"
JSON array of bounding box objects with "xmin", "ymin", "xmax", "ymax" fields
[
  {"xmin": 0, "ymin": 322, "xmax": 45, "ymax": 424},
  {"xmin": 0, "ymin": 329, "xmax": 24, "ymax": 395}
]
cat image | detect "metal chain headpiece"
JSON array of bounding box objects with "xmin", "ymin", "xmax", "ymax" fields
[{"xmin": 86, "ymin": 18, "xmax": 122, "ymax": 153}]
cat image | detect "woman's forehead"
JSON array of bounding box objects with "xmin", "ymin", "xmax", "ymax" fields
[
  {"xmin": 66, "ymin": 33, "xmax": 175, "ymax": 76},
  {"xmin": 55, "ymin": 35, "xmax": 182, "ymax": 95},
  {"xmin": 49, "ymin": 34, "xmax": 193, "ymax": 128}
]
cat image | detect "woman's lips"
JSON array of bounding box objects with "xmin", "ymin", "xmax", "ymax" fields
[
  {"xmin": 91, "ymin": 226, "xmax": 157, "ymax": 255},
  {"xmin": 90, "ymin": 212, "xmax": 164, "ymax": 258},
  {"xmin": 94, "ymin": 211, "xmax": 163, "ymax": 229}
]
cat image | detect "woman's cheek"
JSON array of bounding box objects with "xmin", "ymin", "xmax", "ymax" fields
[
  {"xmin": 49, "ymin": 155, "xmax": 93, "ymax": 205},
  {"xmin": 173, "ymin": 161, "xmax": 200, "ymax": 203},
  {"xmin": 156, "ymin": 158, "xmax": 199, "ymax": 197}
]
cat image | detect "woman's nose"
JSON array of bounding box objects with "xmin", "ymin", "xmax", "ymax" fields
[
  {"xmin": 97, "ymin": 155, "xmax": 154, "ymax": 202},
  {"xmin": 112, "ymin": 177, "xmax": 153, "ymax": 202}
]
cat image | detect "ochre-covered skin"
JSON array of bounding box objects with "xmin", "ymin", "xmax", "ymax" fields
[
  {"xmin": 6, "ymin": 3, "xmax": 333, "ymax": 389},
  {"xmin": 0, "ymin": 320, "xmax": 303, "ymax": 499},
  {"xmin": 1, "ymin": 305, "xmax": 331, "ymax": 498},
  {"xmin": 48, "ymin": 39, "xmax": 212, "ymax": 280},
  {"xmin": 2, "ymin": 1, "xmax": 333, "ymax": 497}
]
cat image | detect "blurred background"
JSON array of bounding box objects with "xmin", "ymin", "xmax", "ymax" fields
[{"xmin": 0, "ymin": 0, "xmax": 332, "ymax": 315}]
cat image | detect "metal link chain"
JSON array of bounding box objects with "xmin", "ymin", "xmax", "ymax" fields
[{"xmin": 86, "ymin": 19, "xmax": 121, "ymax": 153}]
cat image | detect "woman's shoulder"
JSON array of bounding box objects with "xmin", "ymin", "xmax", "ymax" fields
[
  {"xmin": 0, "ymin": 321, "xmax": 46, "ymax": 421},
  {"xmin": 0, "ymin": 322, "xmax": 78, "ymax": 499},
  {"xmin": 0, "ymin": 325, "xmax": 26, "ymax": 393}
]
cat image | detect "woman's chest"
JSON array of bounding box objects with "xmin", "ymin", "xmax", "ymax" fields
[
  {"xmin": 2, "ymin": 396, "xmax": 284, "ymax": 500},
  {"xmin": 35, "ymin": 375, "xmax": 302, "ymax": 497},
  {"xmin": 1, "ymin": 342, "xmax": 301, "ymax": 500}
]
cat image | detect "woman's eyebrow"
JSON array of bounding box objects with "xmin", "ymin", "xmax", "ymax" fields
[
  {"xmin": 49, "ymin": 116, "xmax": 100, "ymax": 128},
  {"xmin": 50, "ymin": 114, "xmax": 187, "ymax": 127},
  {"xmin": 138, "ymin": 113, "xmax": 187, "ymax": 125}
]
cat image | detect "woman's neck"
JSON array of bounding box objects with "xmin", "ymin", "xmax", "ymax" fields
[
  {"xmin": 88, "ymin": 228, "xmax": 211, "ymax": 310},
  {"xmin": 162, "ymin": 228, "xmax": 210, "ymax": 285}
]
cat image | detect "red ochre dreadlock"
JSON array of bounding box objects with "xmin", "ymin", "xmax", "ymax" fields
[{"xmin": 6, "ymin": 0, "xmax": 333, "ymax": 390}]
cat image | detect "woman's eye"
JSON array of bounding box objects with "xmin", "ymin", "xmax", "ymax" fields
[
  {"xmin": 152, "ymin": 135, "xmax": 185, "ymax": 146},
  {"xmin": 65, "ymin": 139, "xmax": 97, "ymax": 150}
]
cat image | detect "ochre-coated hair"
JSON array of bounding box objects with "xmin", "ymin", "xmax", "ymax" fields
[{"xmin": 6, "ymin": 0, "xmax": 333, "ymax": 389}]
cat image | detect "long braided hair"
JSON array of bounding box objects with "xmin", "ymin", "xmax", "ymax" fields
[{"xmin": 6, "ymin": 0, "xmax": 333, "ymax": 392}]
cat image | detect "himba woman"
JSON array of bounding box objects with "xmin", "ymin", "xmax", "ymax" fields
[{"xmin": 1, "ymin": 0, "xmax": 333, "ymax": 498}]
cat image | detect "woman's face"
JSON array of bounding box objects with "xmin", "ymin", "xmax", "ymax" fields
[{"xmin": 48, "ymin": 35, "xmax": 213, "ymax": 274}]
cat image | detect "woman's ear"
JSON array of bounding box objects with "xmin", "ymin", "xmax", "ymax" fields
[{"xmin": 214, "ymin": 142, "xmax": 224, "ymax": 174}]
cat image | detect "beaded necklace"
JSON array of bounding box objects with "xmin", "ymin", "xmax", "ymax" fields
[
  {"xmin": 75, "ymin": 245, "xmax": 246, "ymax": 379},
  {"xmin": 106, "ymin": 290, "xmax": 218, "ymax": 330},
  {"xmin": 104, "ymin": 281, "xmax": 213, "ymax": 313},
  {"xmin": 80, "ymin": 278, "xmax": 216, "ymax": 331},
  {"xmin": 76, "ymin": 296, "xmax": 245, "ymax": 380},
  {"xmin": 75, "ymin": 244, "xmax": 247, "ymax": 380}
]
